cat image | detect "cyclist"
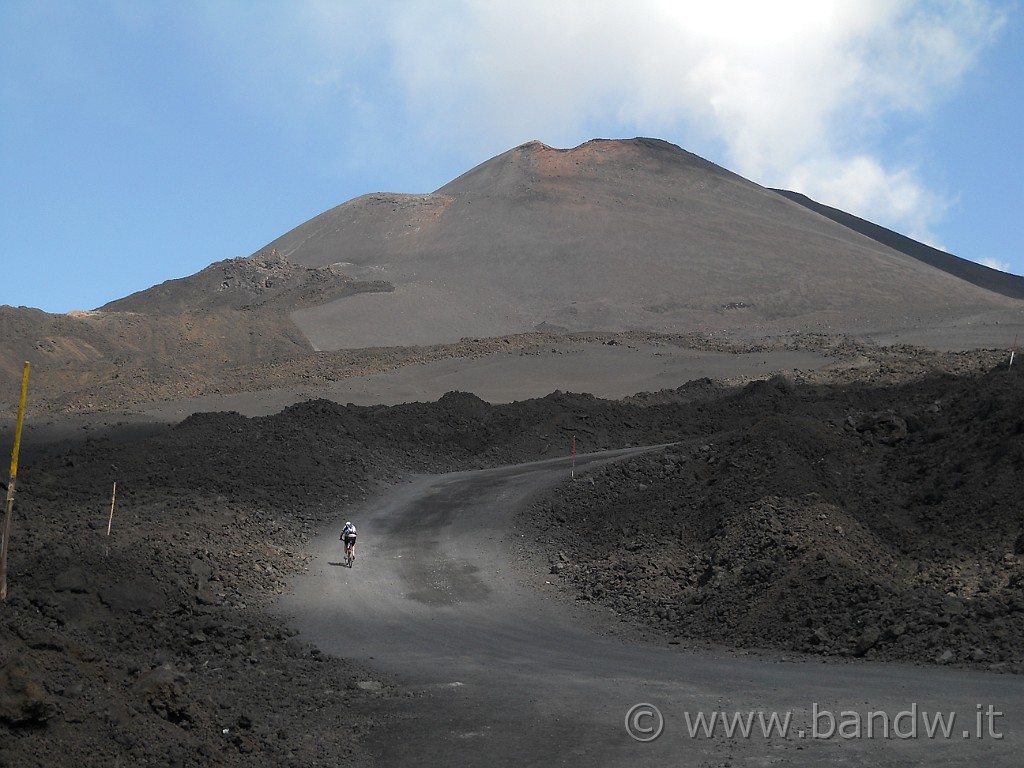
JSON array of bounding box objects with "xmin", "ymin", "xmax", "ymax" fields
[{"xmin": 340, "ymin": 521, "xmax": 357, "ymax": 563}]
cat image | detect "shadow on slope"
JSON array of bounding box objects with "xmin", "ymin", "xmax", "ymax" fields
[{"xmin": 773, "ymin": 188, "xmax": 1024, "ymax": 300}]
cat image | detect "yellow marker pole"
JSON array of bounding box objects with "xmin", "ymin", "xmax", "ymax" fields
[{"xmin": 1, "ymin": 362, "xmax": 31, "ymax": 601}]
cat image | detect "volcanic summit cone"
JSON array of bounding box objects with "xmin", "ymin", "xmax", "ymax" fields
[{"xmin": 262, "ymin": 138, "xmax": 1022, "ymax": 350}]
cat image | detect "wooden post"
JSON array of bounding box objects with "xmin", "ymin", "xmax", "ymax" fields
[
  {"xmin": 107, "ymin": 482, "xmax": 117, "ymax": 535},
  {"xmin": 1, "ymin": 362, "xmax": 31, "ymax": 601}
]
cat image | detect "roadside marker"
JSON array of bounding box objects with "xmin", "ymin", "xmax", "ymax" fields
[
  {"xmin": 571, "ymin": 434, "xmax": 577, "ymax": 479},
  {"xmin": 1, "ymin": 361, "xmax": 30, "ymax": 601},
  {"xmin": 107, "ymin": 482, "xmax": 117, "ymax": 535},
  {"xmin": 1010, "ymin": 335, "xmax": 1018, "ymax": 369}
]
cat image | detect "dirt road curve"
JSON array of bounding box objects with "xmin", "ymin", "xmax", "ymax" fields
[{"xmin": 277, "ymin": 450, "xmax": 1023, "ymax": 767}]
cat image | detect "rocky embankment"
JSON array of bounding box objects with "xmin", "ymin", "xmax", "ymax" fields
[{"xmin": 528, "ymin": 361, "xmax": 1024, "ymax": 669}]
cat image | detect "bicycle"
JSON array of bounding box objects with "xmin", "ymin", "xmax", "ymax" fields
[{"xmin": 343, "ymin": 536, "xmax": 357, "ymax": 567}]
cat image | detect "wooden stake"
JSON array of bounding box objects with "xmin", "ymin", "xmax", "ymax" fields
[
  {"xmin": 1, "ymin": 362, "xmax": 31, "ymax": 601},
  {"xmin": 107, "ymin": 482, "xmax": 117, "ymax": 535}
]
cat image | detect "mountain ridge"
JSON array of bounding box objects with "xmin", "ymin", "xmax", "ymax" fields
[{"xmin": 3, "ymin": 137, "xmax": 1022, "ymax": 414}]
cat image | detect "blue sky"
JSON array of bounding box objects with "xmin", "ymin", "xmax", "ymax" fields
[{"xmin": 2, "ymin": 0, "xmax": 1021, "ymax": 313}]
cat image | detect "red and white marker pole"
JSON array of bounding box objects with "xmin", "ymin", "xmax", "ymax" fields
[
  {"xmin": 1010, "ymin": 335, "xmax": 1018, "ymax": 369},
  {"xmin": 571, "ymin": 434, "xmax": 577, "ymax": 479}
]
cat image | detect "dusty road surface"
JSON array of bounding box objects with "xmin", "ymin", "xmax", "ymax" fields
[{"xmin": 278, "ymin": 451, "xmax": 1023, "ymax": 767}]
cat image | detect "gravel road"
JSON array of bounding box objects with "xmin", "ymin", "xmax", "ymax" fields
[{"xmin": 278, "ymin": 450, "xmax": 1023, "ymax": 767}]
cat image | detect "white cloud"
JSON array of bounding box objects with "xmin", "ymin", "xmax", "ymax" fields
[
  {"xmin": 786, "ymin": 154, "xmax": 951, "ymax": 244},
  {"xmin": 202, "ymin": 0, "xmax": 1005, "ymax": 241},
  {"xmin": 980, "ymin": 257, "xmax": 1011, "ymax": 273},
  {"xmin": 375, "ymin": 0, "xmax": 1004, "ymax": 239}
]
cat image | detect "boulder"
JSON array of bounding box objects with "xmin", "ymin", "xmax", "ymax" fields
[
  {"xmin": 54, "ymin": 566, "xmax": 91, "ymax": 593},
  {"xmin": 0, "ymin": 653, "xmax": 54, "ymax": 725},
  {"xmin": 853, "ymin": 626, "xmax": 881, "ymax": 657},
  {"xmin": 99, "ymin": 578, "xmax": 166, "ymax": 614}
]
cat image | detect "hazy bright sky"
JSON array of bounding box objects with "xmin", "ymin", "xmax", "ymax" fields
[{"xmin": 2, "ymin": 0, "xmax": 1021, "ymax": 313}]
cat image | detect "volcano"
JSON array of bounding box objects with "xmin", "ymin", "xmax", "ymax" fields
[
  {"xmin": 3, "ymin": 137, "xmax": 1023, "ymax": 414},
  {"xmin": 260, "ymin": 138, "xmax": 1023, "ymax": 349}
]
